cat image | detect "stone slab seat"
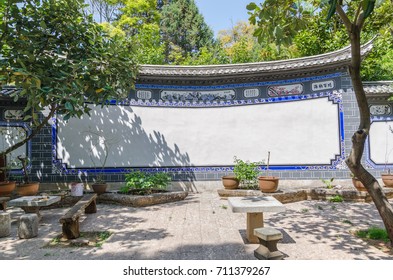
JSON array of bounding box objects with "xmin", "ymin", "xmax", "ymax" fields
[
  {"xmin": 59, "ymin": 193, "xmax": 97, "ymax": 240},
  {"xmin": 253, "ymin": 227, "xmax": 284, "ymax": 260}
]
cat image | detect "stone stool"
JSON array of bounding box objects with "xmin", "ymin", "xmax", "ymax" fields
[
  {"xmin": 0, "ymin": 197, "xmax": 10, "ymax": 211},
  {"xmin": 0, "ymin": 212, "xmax": 11, "ymax": 237},
  {"xmin": 254, "ymin": 227, "xmax": 284, "ymax": 260},
  {"xmin": 18, "ymin": 214, "xmax": 39, "ymax": 239}
]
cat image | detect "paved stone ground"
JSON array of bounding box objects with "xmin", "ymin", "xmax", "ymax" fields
[{"xmin": 0, "ymin": 187, "xmax": 392, "ymax": 260}]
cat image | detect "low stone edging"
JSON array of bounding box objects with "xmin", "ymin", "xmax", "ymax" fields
[
  {"xmin": 40, "ymin": 191, "xmax": 188, "ymax": 209},
  {"xmin": 97, "ymin": 191, "xmax": 188, "ymax": 207},
  {"xmin": 217, "ymin": 187, "xmax": 393, "ymax": 203}
]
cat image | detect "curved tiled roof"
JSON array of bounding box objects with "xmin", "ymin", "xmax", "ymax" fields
[
  {"xmin": 363, "ymin": 81, "xmax": 393, "ymax": 95},
  {"xmin": 138, "ymin": 40, "xmax": 374, "ymax": 83}
]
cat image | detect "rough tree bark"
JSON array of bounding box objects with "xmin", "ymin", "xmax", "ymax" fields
[{"xmin": 336, "ymin": 5, "xmax": 393, "ymax": 245}]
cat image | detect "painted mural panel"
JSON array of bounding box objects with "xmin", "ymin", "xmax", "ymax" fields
[
  {"xmin": 160, "ymin": 90, "xmax": 235, "ymax": 102},
  {"xmin": 267, "ymin": 84, "xmax": 303, "ymax": 97},
  {"xmin": 55, "ymin": 97, "xmax": 341, "ymax": 169}
]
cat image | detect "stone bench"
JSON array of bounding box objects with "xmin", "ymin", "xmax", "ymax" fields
[
  {"xmin": 254, "ymin": 227, "xmax": 284, "ymax": 260},
  {"xmin": 59, "ymin": 193, "xmax": 97, "ymax": 239}
]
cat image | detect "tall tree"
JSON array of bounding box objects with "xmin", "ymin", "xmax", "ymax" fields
[
  {"xmin": 96, "ymin": 0, "xmax": 165, "ymax": 64},
  {"xmin": 249, "ymin": 0, "xmax": 393, "ymax": 244},
  {"xmin": 0, "ymin": 0, "xmax": 137, "ymax": 157},
  {"xmin": 247, "ymin": 0, "xmax": 315, "ymax": 53},
  {"xmin": 327, "ymin": 0, "xmax": 393, "ymax": 245},
  {"xmin": 86, "ymin": 0, "xmax": 122, "ymax": 23},
  {"xmin": 292, "ymin": 0, "xmax": 393, "ymax": 81},
  {"xmin": 160, "ymin": 0, "xmax": 215, "ymax": 63}
]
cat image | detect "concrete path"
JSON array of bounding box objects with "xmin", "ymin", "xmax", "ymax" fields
[{"xmin": 0, "ymin": 188, "xmax": 392, "ymax": 260}]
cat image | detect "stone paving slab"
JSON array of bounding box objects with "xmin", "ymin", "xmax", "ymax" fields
[{"xmin": 0, "ymin": 188, "xmax": 392, "ymax": 260}]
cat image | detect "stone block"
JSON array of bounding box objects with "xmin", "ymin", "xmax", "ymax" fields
[
  {"xmin": 0, "ymin": 212, "xmax": 11, "ymax": 238},
  {"xmin": 254, "ymin": 227, "xmax": 284, "ymax": 260},
  {"xmin": 18, "ymin": 214, "xmax": 39, "ymax": 239}
]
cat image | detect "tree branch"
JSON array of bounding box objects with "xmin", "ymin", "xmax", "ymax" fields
[{"xmin": 336, "ymin": 4, "xmax": 352, "ymax": 34}]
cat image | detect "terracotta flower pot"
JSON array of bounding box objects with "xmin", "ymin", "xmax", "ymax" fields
[
  {"xmin": 92, "ymin": 183, "xmax": 108, "ymax": 194},
  {"xmin": 221, "ymin": 176, "xmax": 240, "ymax": 189},
  {"xmin": 381, "ymin": 174, "xmax": 393, "ymax": 188},
  {"xmin": 258, "ymin": 176, "xmax": 279, "ymax": 193},
  {"xmin": 0, "ymin": 181, "xmax": 16, "ymax": 196},
  {"xmin": 352, "ymin": 177, "xmax": 367, "ymax": 192},
  {"xmin": 17, "ymin": 182, "xmax": 40, "ymax": 196}
]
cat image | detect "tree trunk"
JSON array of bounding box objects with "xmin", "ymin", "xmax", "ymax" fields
[{"xmin": 345, "ymin": 26, "xmax": 393, "ymax": 245}]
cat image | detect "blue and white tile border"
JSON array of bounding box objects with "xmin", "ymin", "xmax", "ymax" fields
[{"xmin": 51, "ymin": 73, "xmax": 347, "ymax": 175}]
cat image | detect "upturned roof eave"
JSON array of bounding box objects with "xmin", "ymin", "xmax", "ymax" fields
[{"xmin": 138, "ymin": 39, "xmax": 373, "ymax": 80}]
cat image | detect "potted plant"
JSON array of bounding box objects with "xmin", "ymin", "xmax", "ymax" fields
[
  {"xmin": 381, "ymin": 125, "xmax": 393, "ymax": 188},
  {"xmin": 350, "ymin": 173, "xmax": 367, "ymax": 192},
  {"xmin": 258, "ymin": 151, "xmax": 279, "ymax": 193},
  {"xmin": 231, "ymin": 156, "xmax": 262, "ymax": 189},
  {"xmin": 16, "ymin": 156, "xmax": 39, "ymax": 196},
  {"xmin": 0, "ymin": 155, "xmax": 16, "ymax": 196},
  {"xmin": 84, "ymin": 129, "xmax": 119, "ymax": 194},
  {"xmin": 382, "ymin": 169, "xmax": 393, "ymax": 188}
]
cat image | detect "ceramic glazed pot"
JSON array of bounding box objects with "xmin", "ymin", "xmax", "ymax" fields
[
  {"xmin": 352, "ymin": 177, "xmax": 367, "ymax": 192},
  {"xmin": 92, "ymin": 183, "xmax": 108, "ymax": 194},
  {"xmin": 258, "ymin": 176, "xmax": 279, "ymax": 193},
  {"xmin": 381, "ymin": 174, "xmax": 393, "ymax": 188},
  {"xmin": 221, "ymin": 176, "xmax": 240, "ymax": 189},
  {"xmin": 16, "ymin": 182, "xmax": 39, "ymax": 196},
  {"xmin": 0, "ymin": 181, "xmax": 16, "ymax": 196}
]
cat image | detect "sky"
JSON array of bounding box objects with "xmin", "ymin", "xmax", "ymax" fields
[{"xmin": 194, "ymin": 0, "xmax": 254, "ymax": 37}]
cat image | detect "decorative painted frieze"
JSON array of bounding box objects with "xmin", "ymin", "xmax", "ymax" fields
[
  {"xmin": 160, "ymin": 90, "xmax": 235, "ymax": 102},
  {"xmin": 4, "ymin": 110, "xmax": 24, "ymax": 120},
  {"xmin": 311, "ymin": 80, "xmax": 335, "ymax": 91},
  {"xmin": 243, "ymin": 88, "xmax": 260, "ymax": 98},
  {"xmin": 136, "ymin": 90, "xmax": 152, "ymax": 100},
  {"xmin": 267, "ymin": 84, "xmax": 303, "ymax": 97},
  {"xmin": 369, "ymin": 104, "xmax": 391, "ymax": 116}
]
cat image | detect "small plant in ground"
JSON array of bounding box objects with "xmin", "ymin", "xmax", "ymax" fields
[
  {"xmin": 331, "ymin": 205, "xmax": 337, "ymax": 210},
  {"xmin": 342, "ymin": 219, "xmax": 353, "ymax": 225},
  {"xmin": 233, "ymin": 156, "xmax": 263, "ymax": 189},
  {"xmin": 301, "ymin": 208, "xmax": 309, "ymax": 213},
  {"xmin": 356, "ymin": 227, "xmax": 389, "ymax": 242},
  {"xmin": 120, "ymin": 171, "xmax": 171, "ymax": 194},
  {"xmin": 329, "ymin": 195, "xmax": 344, "ymax": 203},
  {"xmin": 317, "ymin": 205, "xmax": 323, "ymax": 210},
  {"xmin": 321, "ymin": 178, "xmax": 334, "ymax": 189},
  {"xmin": 221, "ymin": 205, "xmax": 228, "ymax": 210}
]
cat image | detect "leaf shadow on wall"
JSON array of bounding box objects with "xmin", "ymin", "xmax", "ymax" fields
[{"xmin": 56, "ymin": 105, "xmax": 197, "ymax": 191}]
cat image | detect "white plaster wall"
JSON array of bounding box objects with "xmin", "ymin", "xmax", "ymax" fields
[
  {"xmin": 57, "ymin": 97, "xmax": 340, "ymax": 168},
  {"xmin": 369, "ymin": 121, "xmax": 393, "ymax": 165}
]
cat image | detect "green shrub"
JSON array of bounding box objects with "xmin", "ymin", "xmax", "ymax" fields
[
  {"xmin": 356, "ymin": 227, "xmax": 389, "ymax": 241},
  {"xmin": 233, "ymin": 156, "xmax": 262, "ymax": 189},
  {"xmin": 321, "ymin": 178, "xmax": 334, "ymax": 189},
  {"xmin": 356, "ymin": 227, "xmax": 389, "ymax": 242},
  {"xmin": 120, "ymin": 171, "xmax": 171, "ymax": 193},
  {"xmin": 329, "ymin": 195, "xmax": 343, "ymax": 203}
]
